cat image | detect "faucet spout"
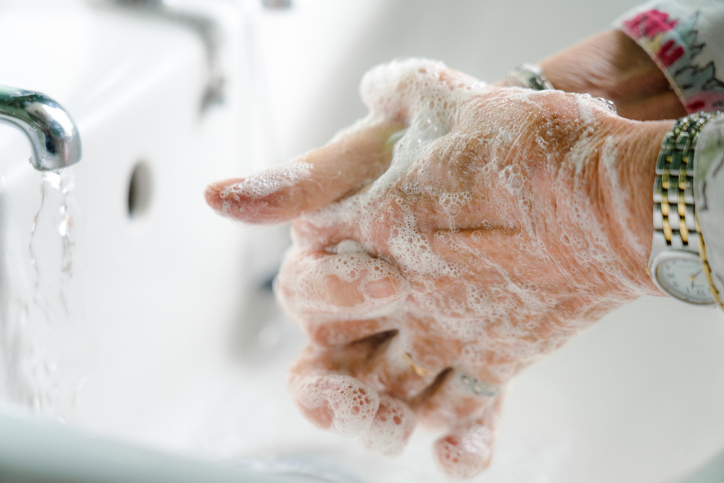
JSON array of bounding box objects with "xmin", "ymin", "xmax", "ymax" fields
[{"xmin": 0, "ymin": 85, "xmax": 82, "ymax": 171}]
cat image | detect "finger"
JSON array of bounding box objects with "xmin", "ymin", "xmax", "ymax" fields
[
  {"xmin": 291, "ymin": 373, "xmax": 380, "ymax": 437},
  {"xmin": 359, "ymin": 328, "xmax": 461, "ymax": 402},
  {"xmin": 275, "ymin": 247, "xmax": 408, "ymax": 322},
  {"xmin": 290, "ymin": 218, "xmax": 360, "ymax": 251},
  {"xmin": 434, "ymin": 395, "xmax": 503, "ymax": 479},
  {"xmin": 289, "ymin": 345, "xmax": 380, "ymax": 437},
  {"xmin": 301, "ymin": 317, "xmax": 397, "ymax": 349},
  {"xmin": 205, "ymin": 121, "xmax": 405, "ymax": 224},
  {"xmin": 358, "ymin": 394, "xmax": 416, "ymax": 457},
  {"xmin": 291, "ymin": 340, "xmax": 418, "ymax": 455},
  {"xmin": 414, "ymin": 367, "xmax": 503, "ymax": 429}
]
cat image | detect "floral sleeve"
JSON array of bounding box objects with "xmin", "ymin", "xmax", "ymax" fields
[{"xmin": 615, "ymin": 0, "xmax": 724, "ymax": 113}]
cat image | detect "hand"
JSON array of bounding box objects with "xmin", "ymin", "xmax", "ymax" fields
[
  {"xmin": 206, "ymin": 59, "xmax": 670, "ymax": 478},
  {"xmin": 536, "ymin": 30, "xmax": 687, "ymax": 121}
]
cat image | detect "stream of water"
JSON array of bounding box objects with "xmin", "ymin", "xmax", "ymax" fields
[{"xmin": 0, "ymin": 168, "xmax": 89, "ymax": 420}]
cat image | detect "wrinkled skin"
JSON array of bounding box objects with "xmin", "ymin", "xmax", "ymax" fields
[
  {"xmin": 536, "ymin": 30, "xmax": 687, "ymax": 121},
  {"xmin": 206, "ymin": 60, "xmax": 672, "ymax": 478}
]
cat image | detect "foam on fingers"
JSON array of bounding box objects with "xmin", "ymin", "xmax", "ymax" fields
[
  {"xmin": 291, "ymin": 373, "xmax": 380, "ymax": 437},
  {"xmin": 414, "ymin": 368, "xmax": 503, "ymax": 429},
  {"xmin": 276, "ymin": 246, "xmax": 408, "ymax": 319},
  {"xmin": 433, "ymin": 395, "xmax": 502, "ymax": 478},
  {"xmin": 204, "ymin": 161, "xmax": 313, "ymax": 223},
  {"xmin": 360, "ymin": 332, "xmax": 446, "ymax": 401},
  {"xmin": 358, "ymin": 395, "xmax": 416, "ymax": 456},
  {"xmin": 434, "ymin": 423, "xmax": 495, "ymax": 479},
  {"xmin": 205, "ymin": 121, "xmax": 404, "ymax": 224}
]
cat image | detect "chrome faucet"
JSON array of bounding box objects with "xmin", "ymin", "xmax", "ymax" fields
[{"xmin": 0, "ymin": 86, "xmax": 82, "ymax": 171}]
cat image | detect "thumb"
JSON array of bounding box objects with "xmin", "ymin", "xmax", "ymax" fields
[{"xmin": 205, "ymin": 121, "xmax": 405, "ymax": 224}]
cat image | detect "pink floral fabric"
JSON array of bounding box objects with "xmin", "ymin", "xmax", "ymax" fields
[{"xmin": 618, "ymin": 3, "xmax": 724, "ymax": 113}]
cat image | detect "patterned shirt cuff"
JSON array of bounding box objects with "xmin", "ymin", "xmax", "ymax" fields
[{"xmin": 614, "ymin": 1, "xmax": 724, "ymax": 113}]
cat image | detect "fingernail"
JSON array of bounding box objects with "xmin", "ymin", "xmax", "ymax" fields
[
  {"xmin": 204, "ymin": 185, "xmax": 218, "ymax": 202},
  {"xmin": 205, "ymin": 178, "xmax": 244, "ymax": 198},
  {"xmin": 365, "ymin": 277, "xmax": 396, "ymax": 299}
]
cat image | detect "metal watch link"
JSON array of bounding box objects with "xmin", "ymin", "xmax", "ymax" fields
[
  {"xmin": 648, "ymin": 112, "xmax": 718, "ymax": 305},
  {"xmin": 506, "ymin": 64, "xmax": 554, "ymax": 91}
]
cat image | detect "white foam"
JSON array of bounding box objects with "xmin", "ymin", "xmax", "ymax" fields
[
  {"xmin": 292, "ymin": 374, "xmax": 380, "ymax": 437},
  {"xmin": 434, "ymin": 425, "xmax": 494, "ymax": 478},
  {"xmin": 278, "ymin": 245, "xmax": 405, "ymax": 321},
  {"xmin": 358, "ymin": 395, "xmax": 416, "ymax": 456},
  {"xmin": 220, "ymin": 162, "xmax": 313, "ymax": 200}
]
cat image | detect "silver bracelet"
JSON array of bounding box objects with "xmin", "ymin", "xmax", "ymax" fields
[{"xmin": 506, "ymin": 63, "xmax": 554, "ymax": 91}]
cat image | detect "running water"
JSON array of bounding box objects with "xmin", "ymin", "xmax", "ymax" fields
[
  {"xmin": 30, "ymin": 171, "xmax": 77, "ymax": 317},
  {"xmin": 0, "ymin": 168, "xmax": 89, "ymax": 420}
]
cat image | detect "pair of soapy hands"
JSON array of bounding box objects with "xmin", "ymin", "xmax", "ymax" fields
[{"xmin": 206, "ymin": 32, "xmax": 684, "ymax": 478}]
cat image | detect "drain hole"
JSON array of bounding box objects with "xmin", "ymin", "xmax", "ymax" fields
[{"xmin": 127, "ymin": 161, "xmax": 152, "ymax": 218}]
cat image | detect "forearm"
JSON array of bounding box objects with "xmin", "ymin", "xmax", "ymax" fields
[{"xmin": 538, "ymin": 30, "xmax": 686, "ymax": 121}]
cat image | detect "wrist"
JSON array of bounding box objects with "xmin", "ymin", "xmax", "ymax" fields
[{"xmin": 597, "ymin": 117, "xmax": 674, "ymax": 294}]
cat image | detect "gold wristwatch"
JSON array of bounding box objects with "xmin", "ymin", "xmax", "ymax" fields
[{"xmin": 648, "ymin": 112, "xmax": 720, "ymax": 306}]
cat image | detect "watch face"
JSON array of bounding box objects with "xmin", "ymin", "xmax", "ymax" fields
[{"xmin": 654, "ymin": 253, "xmax": 715, "ymax": 305}]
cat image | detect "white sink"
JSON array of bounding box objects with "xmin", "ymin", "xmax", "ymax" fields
[
  {"xmin": 0, "ymin": 0, "xmax": 260, "ymax": 453},
  {"xmin": 1, "ymin": 1, "xmax": 723, "ymax": 482}
]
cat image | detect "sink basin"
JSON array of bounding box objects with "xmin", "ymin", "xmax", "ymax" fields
[{"xmin": 0, "ymin": 0, "xmax": 256, "ymax": 446}]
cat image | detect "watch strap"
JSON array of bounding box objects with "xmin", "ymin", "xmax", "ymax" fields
[{"xmin": 652, "ymin": 112, "xmax": 717, "ymax": 254}]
